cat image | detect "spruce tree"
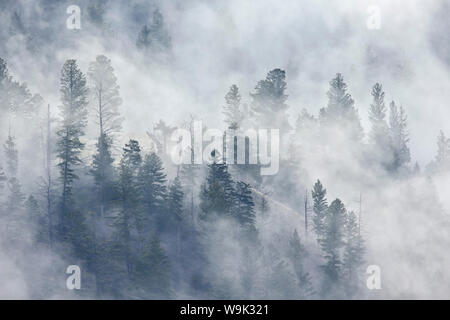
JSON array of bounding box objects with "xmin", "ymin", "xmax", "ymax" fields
[
  {"xmin": 223, "ymin": 84, "xmax": 242, "ymax": 130},
  {"xmin": 233, "ymin": 181, "xmax": 256, "ymax": 230},
  {"xmin": 250, "ymin": 69, "xmax": 291, "ymax": 133},
  {"xmin": 342, "ymin": 210, "xmax": 365, "ymax": 297},
  {"xmin": 90, "ymin": 134, "xmax": 115, "ymax": 217},
  {"xmin": 134, "ymin": 234, "xmax": 171, "ymax": 298},
  {"xmin": 136, "ymin": 9, "xmax": 171, "ymax": 51},
  {"xmin": 4, "ymin": 132, "xmax": 18, "ymax": 177},
  {"xmin": 88, "ymin": 55, "xmax": 123, "ymax": 137},
  {"xmin": 430, "ymin": 131, "xmax": 450, "ymax": 172},
  {"xmin": 168, "ymin": 176, "xmax": 184, "ymax": 222},
  {"xmin": 368, "ymin": 83, "xmax": 391, "ymax": 167},
  {"xmin": 320, "ymin": 198, "xmax": 346, "ymax": 297},
  {"xmin": 200, "ymin": 150, "xmax": 235, "ymax": 219},
  {"xmin": 0, "ymin": 165, "xmax": 6, "ymax": 191},
  {"xmin": 138, "ymin": 153, "xmax": 167, "ymax": 229},
  {"xmin": 114, "ymin": 139, "xmax": 142, "ymax": 277},
  {"xmin": 288, "ymin": 229, "xmax": 315, "ymax": 299},
  {"xmin": 311, "ymin": 180, "xmax": 328, "ymax": 241},
  {"xmin": 56, "ymin": 59, "xmax": 88, "ymax": 236},
  {"xmin": 320, "ymin": 73, "xmax": 363, "ymax": 142},
  {"xmin": 389, "ymin": 101, "xmax": 410, "ymax": 171}
]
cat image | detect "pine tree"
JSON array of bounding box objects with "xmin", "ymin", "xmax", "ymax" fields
[
  {"xmin": 138, "ymin": 153, "xmax": 167, "ymax": 230},
  {"xmin": 428, "ymin": 130, "xmax": 450, "ymax": 173},
  {"xmin": 288, "ymin": 229, "xmax": 315, "ymax": 299},
  {"xmin": 320, "ymin": 198, "xmax": 346, "ymax": 297},
  {"xmin": 4, "ymin": 132, "xmax": 18, "ymax": 177},
  {"xmin": 200, "ymin": 150, "xmax": 235, "ymax": 219},
  {"xmin": 233, "ymin": 181, "xmax": 256, "ymax": 230},
  {"xmin": 342, "ymin": 210, "xmax": 365, "ymax": 297},
  {"xmin": 136, "ymin": 9, "xmax": 171, "ymax": 50},
  {"xmin": 223, "ymin": 84, "xmax": 242, "ymax": 130},
  {"xmin": 134, "ymin": 234, "xmax": 171, "ymax": 298},
  {"xmin": 320, "ymin": 73, "xmax": 363, "ymax": 142},
  {"xmin": 114, "ymin": 140, "xmax": 142, "ymax": 277},
  {"xmin": 26, "ymin": 195, "xmax": 46, "ymax": 244},
  {"xmin": 311, "ymin": 180, "xmax": 328, "ymax": 241},
  {"xmin": 56, "ymin": 59, "xmax": 88, "ymax": 236},
  {"xmin": 250, "ymin": 69, "xmax": 291, "ymax": 134},
  {"xmin": 168, "ymin": 176, "xmax": 184, "ymax": 222},
  {"xmin": 368, "ymin": 83, "xmax": 391, "ymax": 167},
  {"xmin": 88, "ymin": 55, "xmax": 123, "ymax": 137},
  {"xmin": 88, "ymin": 55, "xmax": 122, "ymax": 219},
  {"xmin": 90, "ymin": 134, "xmax": 115, "ymax": 217},
  {"xmin": 0, "ymin": 165, "xmax": 6, "ymax": 191},
  {"xmin": 389, "ymin": 101, "xmax": 410, "ymax": 171}
]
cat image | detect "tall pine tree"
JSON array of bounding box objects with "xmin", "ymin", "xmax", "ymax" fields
[{"xmin": 56, "ymin": 59, "xmax": 88, "ymax": 236}]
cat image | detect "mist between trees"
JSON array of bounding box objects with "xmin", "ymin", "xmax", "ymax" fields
[{"xmin": 0, "ymin": 0, "xmax": 450, "ymax": 299}]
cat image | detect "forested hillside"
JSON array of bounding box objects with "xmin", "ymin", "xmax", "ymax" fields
[{"xmin": 0, "ymin": 0, "xmax": 450, "ymax": 299}]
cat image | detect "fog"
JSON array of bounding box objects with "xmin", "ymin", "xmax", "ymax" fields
[{"xmin": 0, "ymin": 0, "xmax": 449, "ymax": 299}]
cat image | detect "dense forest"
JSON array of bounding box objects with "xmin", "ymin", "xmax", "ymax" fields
[{"xmin": 0, "ymin": 0, "xmax": 450, "ymax": 299}]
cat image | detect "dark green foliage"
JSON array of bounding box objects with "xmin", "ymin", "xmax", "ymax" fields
[
  {"xmin": 251, "ymin": 69, "xmax": 291, "ymax": 133},
  {"xmin": 200, "ymin": 151, "xmax": 235, "ymax": 219},
  {"xmin": 138, "ymin": 153, "xmax": 167, "ymax": 230},
  {"xmin": 320, "ymin": 199, "xmax": 346, "ymax": 296},
  {"xmin": 134, "ymin": 235, "xmax": 171, "ymax": 298},
  {"xmin": 312, "ymin": 180, "xmax": 328, "ymax": 240},
  {"xmin": 168, "ymin": 176, "xmax": 184, "ymax": 222},
  {"xmin": 114, "ymin": 140, "xmax": 143, "ymax": 276},
  {"xmin": 233, "ymin": 181, "xmax": 256, "ymax": 229},
  {"xmin": 56, "ymin": 59, "xmax": 88, "ymax": 235},
  {"xmin": 90, "ymin": 133, "xmax": 115, "ymax": 217}
]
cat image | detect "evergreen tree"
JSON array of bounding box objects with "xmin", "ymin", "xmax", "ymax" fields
[
  {"xmin": 320, "ymin": 198, "xmax": 346, "ymax": 297},
  {"xmin": 428, "ymin": 131, "xmax": 450, "ymax": 173},
  {"xmin": 136, "ymin": 9, "xmax": 171, "ymax": 50},
  {"xmin": 134, "ymin": 234, "xmax": 171, "ymax": 298},
  {"xmin": 250, "ymin": 69, "xmax": 291, "ymax": 134},
  {"xmin": 342, "ymin": 211, "xmax": 365, "ymax": 297},
  {"xmin": 168, "ymin": 176, "xmax": 184, "ymax": 222},
  {"xmin": 4, "ymin": 132, "xmax": 18, "ymax": 177},
  {"xmin": 368, "ymin": 83, "xmax": 391, "ymax": 167},
  {"xmin": 288, "ymin": 229, "xmax": 315, "ymax": 299},
  {"xmin": 25, "ymin": 195, "xmax": 47, "ymax": 244},
  {"xmin": 389, "ymin": 101, "xmax": 410, "ymax": 171},
  {"xmin": 56, "ymin": 59, "xmax": 88, "ymax": 236},
  {"xmin": 88, "ymin": 55, "xmax": 123, "ymax": 137},
  {"xmin": 138, "ymin": 153, "xmax": 167, "ymax": 229},
  {"xmin": 114, "ymin": 139, "xmax": 142, "ymax": 277},
  {"xmin": 200, "ymin": 150, "xmax": 235, "ymax": 219},
  {"xmin": 320, "ymin": 73, "xmax": 363, "ymax": 142},
  {"xmin": 90, "ymin": 134, "xmax": 115, "ymax": 217},
  {"xmin": 233, "ymin": 181, "xmax": 256, "ymax": 229},
  {"xmin": 223, "ymin": 84, "xmax": 242, "ymax": 130},
  {"xmin": 311, "ymin": 180, "xmax": 328, "ymax": 241},
  {"xmin": 0, "ymin": 165, "xmax": 6, "ymax": 191}
]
